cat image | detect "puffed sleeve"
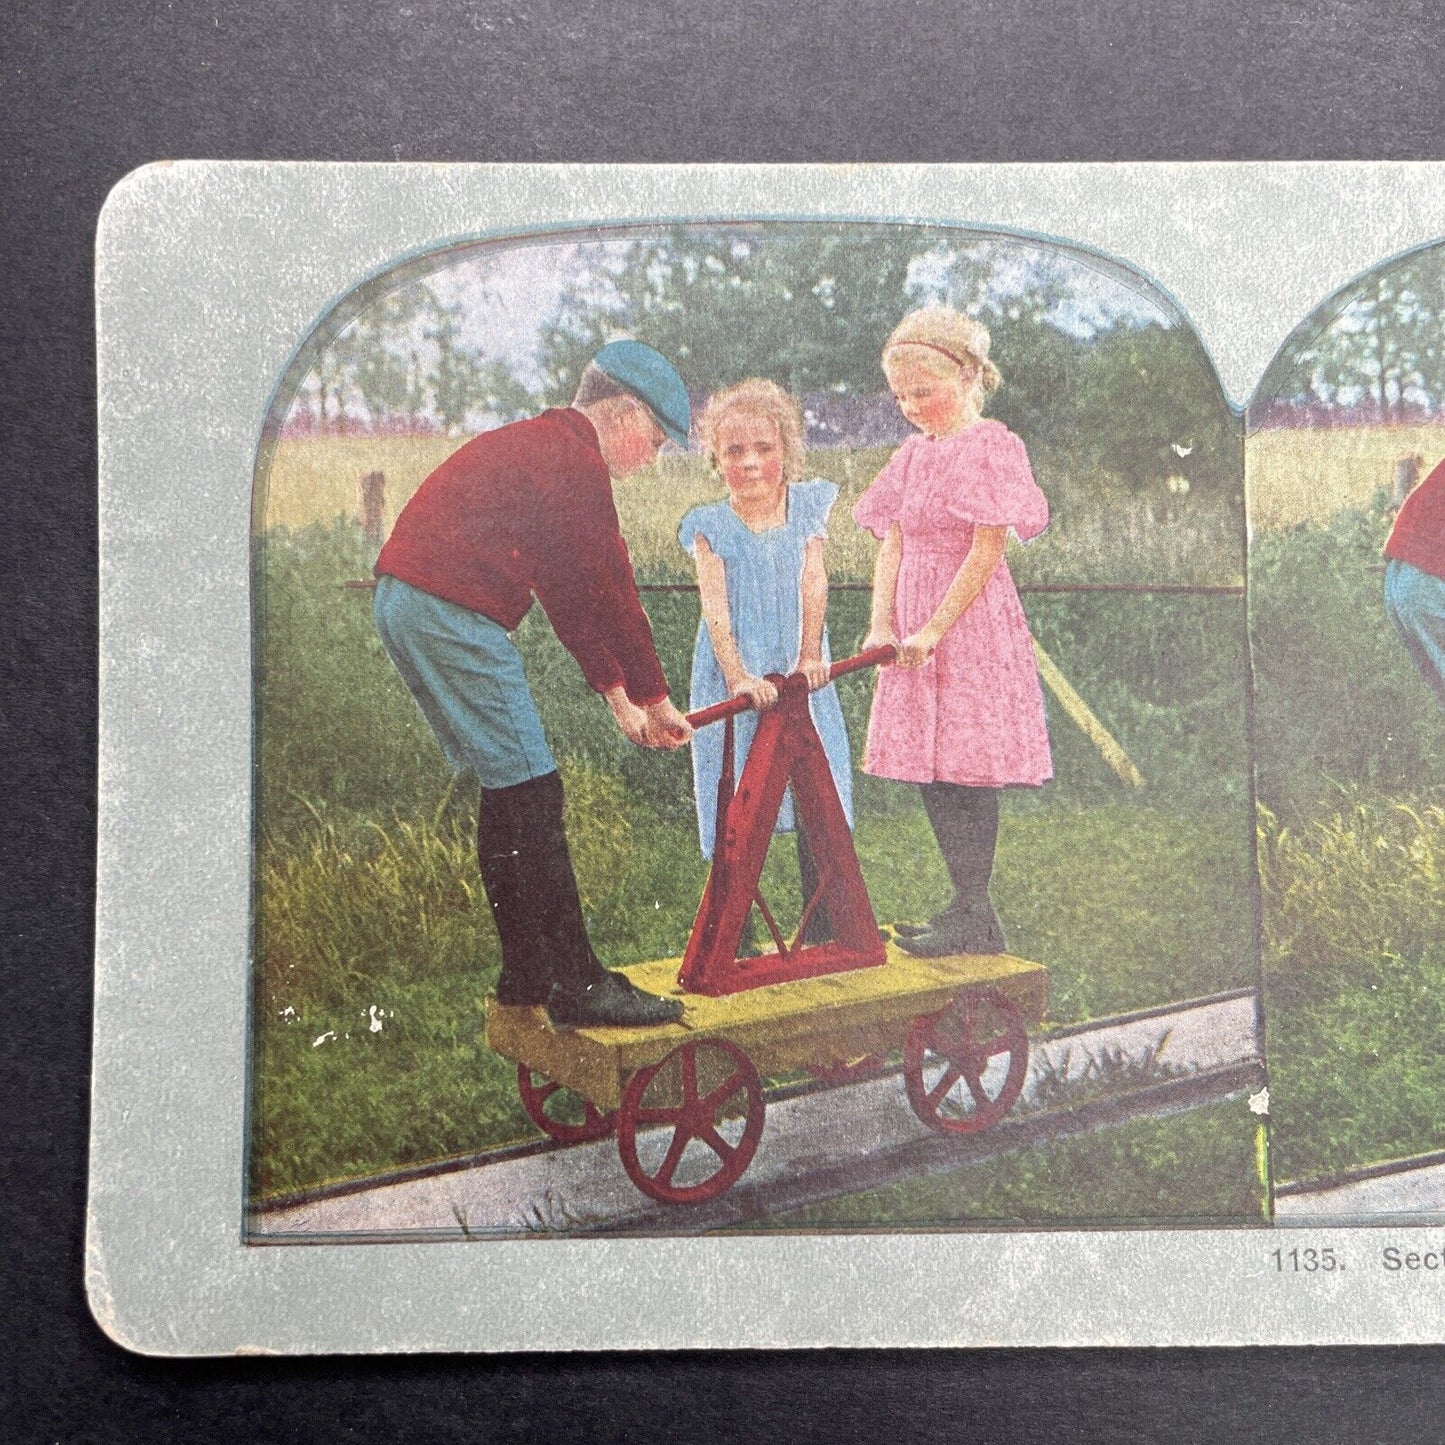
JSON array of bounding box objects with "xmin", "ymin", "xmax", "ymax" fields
[
  {"xmin": 945, "ymin": 423, "xmax": 1049, "ymax": 542},
  {"xmin": 851, "ymin": 438, "xmax": 915, "ymax": 540},
  {"xmin": 793, "ymin": 479, "xmax": 839, "ymax": 540},
  {"xmin": 679, "ymin": 502, "xmax": 729, "ymax": 560}
]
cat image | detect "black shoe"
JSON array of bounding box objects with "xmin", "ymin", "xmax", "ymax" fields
[
  {"xmin": 892, "ymin": 900, "xmax": 962, "ymax": 940},
  {"xmin": 964, "ymin": 900, "xmax": 1006, "ymax": 954},
  {"xmin": 546, "ymin": 971, "xmax": 685, "ymax": 1029},
  {"xmin": 894, "ymin": 923, "xmax": 965, "ymax": 957},
  {"xmin": 895, "ymin": 901, "xmax": 1005, "ymax": 958},
  {"xmin": 891, "ymin": 919, "xmax": 931, "ymax": 939}
]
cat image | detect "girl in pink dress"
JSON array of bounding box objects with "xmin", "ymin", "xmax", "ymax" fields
[{"xmin": 855, "ymin": 307, "xmax": 1052, "ymax": 956}]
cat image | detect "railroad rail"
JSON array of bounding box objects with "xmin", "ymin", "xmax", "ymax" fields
[
  {"xmin": 250, "ymin": 987, "xmax": 1262, "ymax": 1242},
  {"xmin": 1274, "ymin": 1151, "xmax": 1445, "ymax": 1222}
]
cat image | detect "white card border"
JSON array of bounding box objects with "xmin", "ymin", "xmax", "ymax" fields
[{"xmin": 92, "ymin": 160, "xmax": 1445, "ymax": 1354}]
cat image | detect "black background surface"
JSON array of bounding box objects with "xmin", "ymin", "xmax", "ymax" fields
[{"xmin": 4, "ymin": 1, "xmax": 1444, "ymax": 1439}]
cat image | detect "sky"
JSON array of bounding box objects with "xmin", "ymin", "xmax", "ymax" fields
[
  {"xmin": 294, "ymin": 222, "xmax": 1178, "ymax": 426},
  {"xmin": 400, "ymin": 224, "xmax": 1171, "ymax": 385}
]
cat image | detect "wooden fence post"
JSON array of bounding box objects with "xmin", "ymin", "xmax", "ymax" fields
[
  {"xmin": 1393, "ymin": 452, "xmax": 1422, "ymax": 505},
  {"xmin": 357, "ymin": 470, "xmax": 387, "ymax": 545}
]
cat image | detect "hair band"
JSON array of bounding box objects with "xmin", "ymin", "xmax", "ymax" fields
[{"xmin": 886, "ymin": 339, "xmax": 983, "ymax": 373}]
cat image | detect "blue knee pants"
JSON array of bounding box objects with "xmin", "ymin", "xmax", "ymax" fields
[
  {"xmin": 373, "ymin": 575, "xmax": 557, "ymax": 788},
  {"xmin": 1384, "ymin": 559, "xmax": 1445, "ymax": 709}
]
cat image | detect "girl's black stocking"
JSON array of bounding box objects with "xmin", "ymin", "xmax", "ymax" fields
[{"xmin": 918, "ymin": 782, "xmax": 1000, "ymax": 911}]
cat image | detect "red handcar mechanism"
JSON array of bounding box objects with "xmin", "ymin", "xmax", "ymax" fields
[
  {"xmin": 679, "ymin": 647, "xmax": 895, "ymax": 995},
  {"xmin": 484, "ymin": 645, "xmax": 1049, "ymax": 1208}
]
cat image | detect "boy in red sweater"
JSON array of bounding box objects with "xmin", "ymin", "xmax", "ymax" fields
[
  {"xmin": 374, "ymin": 341, "xmax": 693, "ymax": 1027},
  {"xmin": 1384, "ymin": 456, "xmax": 1445, "ymax": 709}
]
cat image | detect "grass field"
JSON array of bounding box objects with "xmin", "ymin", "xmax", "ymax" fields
[
  {"xmin": 1246, "ymin": 469, "xmax": 1445, "ymax": 1183},
  {"xmin": 1258, "ymin": 794, "xmax": 1445, "ymax": 1182},
  {"xmin": 247, "ymin": 488, "xmax": 1257, "ymax": 1209},
  {"xmin": 251, "ymin": 800, "xmax": 1256, "ymax": 1197},
  {"xmin": 258, "ymin": 434, "xmax": 457, "ymax": 533},
  {"xmin": 262, "ymin": 421, "xmax": 1445, "ymax": 568},
  {"xmin": 259, "ymin": 434, "xmax": 1244, "ymax": 587},
  {"xmin": 770, "ymin": 1100, "xmax": 1265, "ymax": 1228},
  {"xmin": 245, "ymin": 419, "xmax": 1445, "ymax": 1213},
  {"xmin": 256, "ymin": 434, "xmax": 887, "ymax": 580},
  {"xmin": 1245, "ymin": 424, "xmax": 1445, "ymax": 531}
]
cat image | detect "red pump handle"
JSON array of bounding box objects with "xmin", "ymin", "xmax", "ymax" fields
[{"xmin": 684, "ymin": 644, "xmax": 897, "ymax": 729}]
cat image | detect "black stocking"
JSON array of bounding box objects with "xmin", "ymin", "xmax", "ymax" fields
[{"xmin": 918, "ymin": 783, "xmax": 1000, "ymax": 911}]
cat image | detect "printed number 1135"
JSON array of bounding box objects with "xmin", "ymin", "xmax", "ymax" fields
[{"xmin": 1272, "ymin": 1247, "xmax": 1342, "ymax": 1273}]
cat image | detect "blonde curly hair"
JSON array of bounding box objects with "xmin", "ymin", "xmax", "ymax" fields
[
  {"xmin": 882, "ymin": 306, "xmax": 1003, "ymax": 395},
  {"xmin": 698, "ymin": 378, "xmax": 807, "ymax": 484}
]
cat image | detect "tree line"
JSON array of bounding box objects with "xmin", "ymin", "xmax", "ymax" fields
[
  {"xmin": 296, "ymin": 223, "xmax": 1243, "ymax": 495},
  {"xmin": 296, "ymin": 283, "xmax": 532, "ymax": 434},
  {"xmin": 1256, "ymin": 244, "xmax": 1445, "ymax": 422}
]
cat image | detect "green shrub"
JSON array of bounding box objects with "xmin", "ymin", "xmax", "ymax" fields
[
  {"xmin": 256, "ymin": 521, "xmax": 1253, "ymax": 836},
  {"xmin": 1264, "ymin": 951, "xmax": 1445, "ymax": 1182},
  {"xmin": 1250, "ymin": 497, "xmax": 1445, "ymax": 816},
  {"xmin": 1258, "ymin": 790, "xmax": 1445, "ymax": 975},
  {"xmin": 256, "ymin": 763, "xmax": 632, "ymax": 1013},
  {"xmin": 254, "ymin": 520, "xmax": 457, "ymax": 835}
]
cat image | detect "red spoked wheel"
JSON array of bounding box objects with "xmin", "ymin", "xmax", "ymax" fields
[
  {"xmin": 816, "ymin": 1054, "xmax": 887, "ymax": 1087},
  {"xmin": 516, "ymin": 1064, "xmax": 615, "ymax": 1145},
  {"xmin": 616, "ymin": 1038, "xmax": 765, "ymax": 1205},
  {"xmin": 904, "ymin": 987, "xmax": 1029, "ymax": 1135}
]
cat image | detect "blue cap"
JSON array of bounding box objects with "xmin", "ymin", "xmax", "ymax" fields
[{"xmin": 591, "ymin": 340, "xmax": 691, "ymax": 449}]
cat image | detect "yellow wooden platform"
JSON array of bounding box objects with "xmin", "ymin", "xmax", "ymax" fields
[{"xmin": 485, "ymin": 944, "xmax": 1049, "ymax": 1112}]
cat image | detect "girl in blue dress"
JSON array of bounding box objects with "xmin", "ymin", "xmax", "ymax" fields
[{"xmin": 679, "ymin": 379, "xmax": 854, "ymax": 946}]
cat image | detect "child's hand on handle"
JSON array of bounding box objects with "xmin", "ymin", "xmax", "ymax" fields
[
  {"xmin": 797, "ymin": 655, "xmax": 832, "ymax": 692},
  {"xmin": 896, "ymin": 628, "xmax": 941, "ymax": 668},
  {"xmin": 862, "ymin": 625, "xmax": 900, "ymax": 659},
  {"xmin": 730, "ymin": 674, "xmax": 779, "ymax": 711},
  {"xmin": 604, "ymin": 686, "xmax": 651, "ymax": 746},
  {"xmin": 642, "ymin": 697, "xmax": 693, "ymax": 749}
]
